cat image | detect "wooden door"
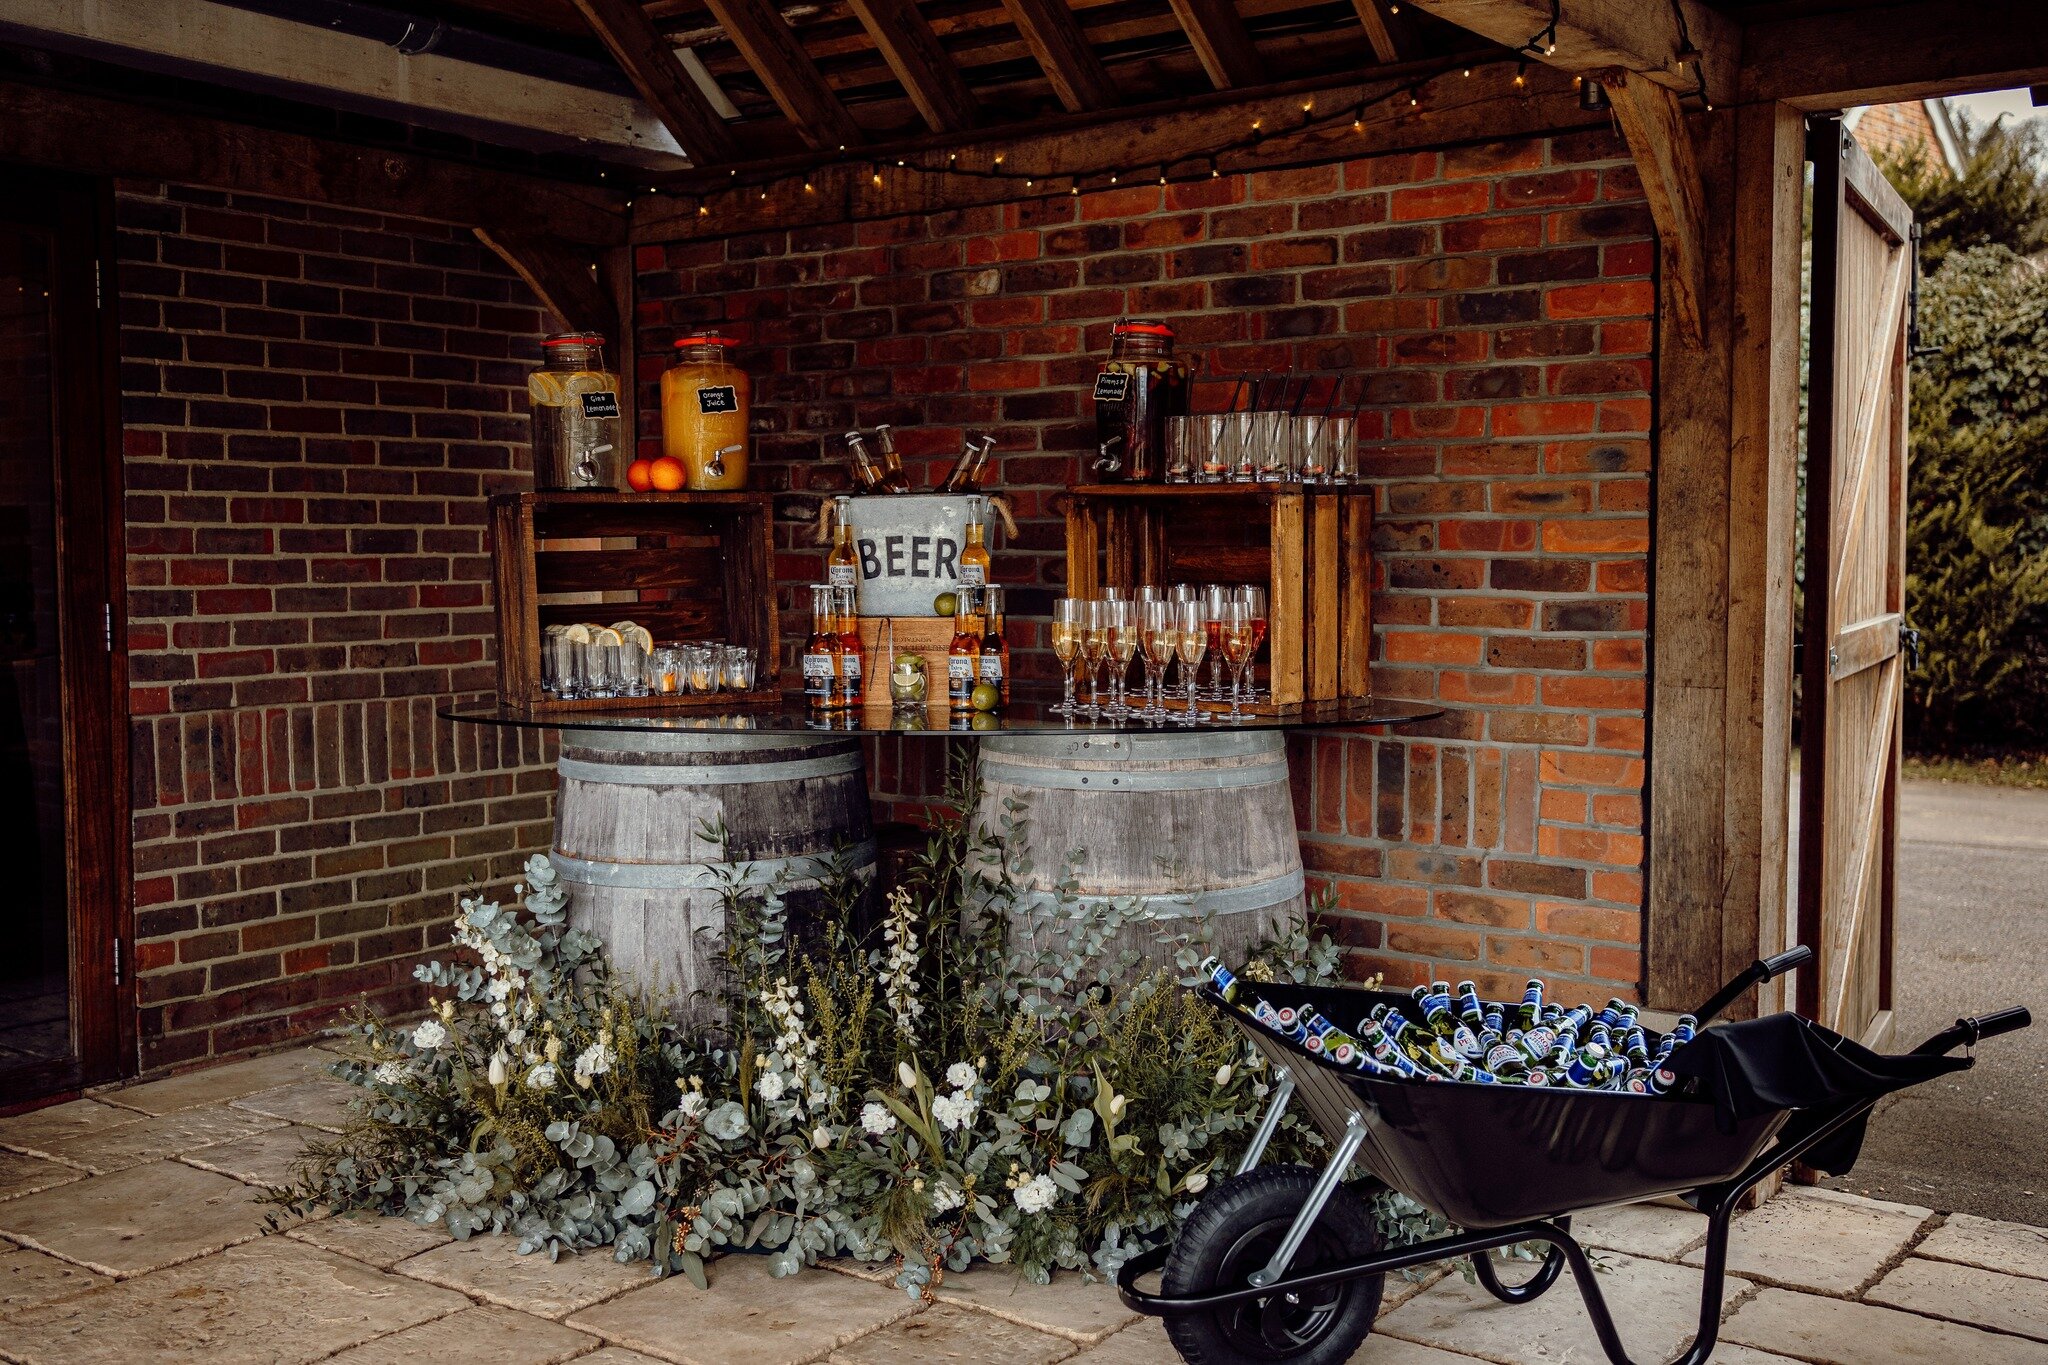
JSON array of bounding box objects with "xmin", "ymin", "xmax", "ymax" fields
[{"xmin": 1798, "ymin": 118, "xmax": 1910, "ymax": 1051}]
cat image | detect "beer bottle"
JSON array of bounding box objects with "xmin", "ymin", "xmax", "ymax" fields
[
  {"xmin": 947, "ymin": 586, "xmax": 980, "ymax": 709},
  {"xmin": 1456, "ymin": 981, "xmax": 1487, "ymax": 1031},
  {"xmin": 1382, "ymin": 1010, "xmax": 1458, "ymax": 1073},
  {"xmin": 827, "ymin": 495, "xmax": 859, "ymax": 590},
  {"xmin": 803, "ymin": 585, "xmax": 839, "ymax": 714},
  {"xmin": 1622, "ymin": 1026, "xmax": 1653, "ymax": 1070},
  {"xmin": 958, "ymin": 495, "xmax": 991, "ymax": 589},
  {"xmin": 872, "ymin": 423, "xmax": 911, "ymax": 493},
  {"xmin": 979, "ymin": 585, "xmax": 1007, "ymax": 705},
  {"xmin": 1199, "ymin": 955, "xmax": 1241, "ymax": 1003},
  {"xmin": 833, "ymin": 584, "xmax": 863, "ymax": 709},
  {"xmin": 843, "ymin": 430, "xmax": 886, "ymax": 493},
  {"xmin": 1557, "ymin": 1003, "xmax": 1595, "ymax": 1038},
  {"xmin": 1515, "ymin": 979, "xmax": 1545, "ymax": 1032}
]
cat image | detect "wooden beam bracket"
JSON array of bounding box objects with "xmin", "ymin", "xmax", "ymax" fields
[
  {"xmin": 1606, "ymin": 68, "xmax": 1708, "ymax": 348},
  {"xmin": 475, "ymin": 228, "xmax": 621, "ymax": 340}
]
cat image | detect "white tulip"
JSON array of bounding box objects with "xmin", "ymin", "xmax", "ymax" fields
[
  {"xmin": 1186, "ymin": 1171, "xmax": 1209, "ymax": 1194},
  {"xmin": 1214, "ymin": 1064, "xmax": 1234, "ymax": 1086},
  {"xmin": 1108, "ymin": 1093, "xmax": 1127, "ymax": 1119},
  {"xmin": 487, "ymin": 1050, "xmax": 508, "ymax": 1086},
  {"xmin": 898, "ymin": 1061, "xmax": 919, "ymax": 1091}
]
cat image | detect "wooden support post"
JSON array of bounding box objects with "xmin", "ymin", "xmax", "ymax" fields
[
  {"xmin": 1000, "ymin": 0, "xmax": 1119, "ymax": 112},
  {"xmin": 474, "ymin": 228, "xmax": 620, "ymax": 340},
  {"xmin": 1304, "ymin": 494, "xmax": 1341, "ymax": 701},
  {"xmin": 567, "ymin": 0, "xmax": 741, "ymax": 164},
  {"xmin": 846, "ymin": 0, "xmax": 981, "ymax": 132},
  {"xmin": 1267, "ymin": 495, "xmax": 1305, "ymax": 706},
  {"xmin": 1607, "ymin": 69, "xmax": 1709, "ymax": 349},
  {"xmin": 1403, "ymin": 0, "xmax": 1733, "ymax": 106},
  {"xmin": 1339, "ymin": 496, "xmax": 1374, "ymax": 699},
  {"xmin": 699, "ymin": 0, "xmax": 866, "ymax": 149}
]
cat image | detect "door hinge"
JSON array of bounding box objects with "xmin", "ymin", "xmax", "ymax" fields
[
  {"xmin": 104, "ymin": 602, "xmax": 113, "ymax": 652},
  {"xmin": 93, "ymin": 259, "xmax": 103, "ymax": 311},
  {"xmin": 112, "ymin": 937, "xmax": 123, "ymax": 986}
]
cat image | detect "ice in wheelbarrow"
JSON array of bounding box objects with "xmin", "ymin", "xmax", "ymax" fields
[{"xmin": 1201, "ymin": 956, "xmax": 1691, "ymax": 1093}]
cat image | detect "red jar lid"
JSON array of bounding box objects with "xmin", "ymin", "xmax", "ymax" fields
[
  {"xmin": 674, "ymin": 333, "xmax": 736, "ymax": 348},
  {"xmin": 1112, "ymin": 320, "xmax": 1175, "ymax": 338},
  {"xmin": 542, "ymin": 332, "xmax": 605, "ymax": 346}
]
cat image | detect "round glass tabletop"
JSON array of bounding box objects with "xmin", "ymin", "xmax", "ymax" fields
[{"xmin": 441, "ymin": 690, "xmax": 1443, "ymax": 737}]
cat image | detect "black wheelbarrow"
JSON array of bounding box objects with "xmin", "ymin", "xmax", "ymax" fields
[{"xmin": 1116, "ymin": 946, "xmax": 2032, "ymax": 1365}]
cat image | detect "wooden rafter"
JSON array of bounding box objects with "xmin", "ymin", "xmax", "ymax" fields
[
  {"xmin": 567, "ymin": 0, "xmax": 740, "ymax": 163},
  {"xmin": 1605, "ymin": 69, "xmax": 1708, "ymax": 348},
  {"xmin": 1350, "ymin": 0, "xmax": 1399, "ymax": 64},
  {"xmin": 1165, "ymin": 0, "xmax": 1265, "ymax": 89},
  {"xmin": 699, "ymin": 0, "xmax": 867, "ymax": 148},
  {"xmin": 1741, "ymin": 0, "xmax": 2048, "ymax": 110},
  {"xmin": 845, "ymin": 0, "xmax": 981, "ymax": 132},
  {"xmin": 474, "ymin": 228, "xmax": 621, "ymax": 339},
  {"xmin": 1402, "ymin": 0, "xmax": 1732, "ymax": 107},
  {"xmin": 1000, "ymin": 0, "xmax": 1118, "ymax": 112}
]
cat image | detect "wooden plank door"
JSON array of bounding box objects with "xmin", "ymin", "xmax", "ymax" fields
[{"xmin": 1799, "ymin": 118, "xmax": 1911, "ymax": 1051}]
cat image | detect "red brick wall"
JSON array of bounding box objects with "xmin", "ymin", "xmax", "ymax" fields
[
  {"xmin": 116, "ymin": 183, "xmax": 555, "ymax": 1070},
  {"xmin": 633, "ymin": 129, "xmax": 1654, "ymax": 1002}
]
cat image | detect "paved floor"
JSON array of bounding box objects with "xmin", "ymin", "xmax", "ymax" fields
[
  {"xmin": 3, "ymin": 1047, "xmax": 2047, "ymax": 1363},
  {"xmin": 1817, "ymin": 780, "xmax": 2048, "ymax": 1224}
]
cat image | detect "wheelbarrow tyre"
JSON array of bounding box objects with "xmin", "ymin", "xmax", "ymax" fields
[{"xmin": 1161, "ymin": 1165, "xmax": 1383, "ymax": 1365}]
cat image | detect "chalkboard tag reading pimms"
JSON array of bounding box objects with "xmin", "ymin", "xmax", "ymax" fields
[{"xmin": 1092, "ymin": 372, "xmax": 1132, "ymax": 402}]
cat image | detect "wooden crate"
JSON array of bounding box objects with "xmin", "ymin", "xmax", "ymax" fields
[
  {"xmin": 1063, "ymin": 484, "xmax": 1373, "ymax": 710},
  {"xmin": 855, "ymin": 615, "xmax": 1011, "ymax": 708},
  {"xmin": 490, "ymin": 491, "xmax": 780, "ymax": 712}
]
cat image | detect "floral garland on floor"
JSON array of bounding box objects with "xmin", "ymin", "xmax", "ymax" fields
[{"xmin": 271, "ymin": 766, "xmax": 1446, "ymax": 1294}]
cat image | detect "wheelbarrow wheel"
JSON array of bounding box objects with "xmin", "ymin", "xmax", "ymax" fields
[{"xmin": 1161, "ymin": 1166, "xmax": 1383, "ymax": 1365}]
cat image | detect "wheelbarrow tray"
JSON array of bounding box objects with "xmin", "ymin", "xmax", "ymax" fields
[{"xmin": 1219, "ymin": 979, "xmax": 1790, "ymax": 1228}]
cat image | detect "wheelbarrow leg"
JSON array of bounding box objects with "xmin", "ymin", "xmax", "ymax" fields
[
  {"xmin": 1247, "ymin": 1111, "xmax": 1366, "ymax": 1288},
  {"xmin": 1531, "ymin": 1200, "xmax": 1736, "ymax": 1365},
  {"xmin": 1234, "ymin": 1068, "xmax": 1295, "ymax": 1176}
]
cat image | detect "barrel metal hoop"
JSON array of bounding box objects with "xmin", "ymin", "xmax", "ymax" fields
[
  {"xmin": 549, "ymin": 840, "xmax": 878, "ymax": 891},
  {"xmin": 978, "ymin": 759, "xmax": 1286, "ymax": 793},
  {"xmin": 556, "ymin": 751, "xmax": 863, "ymax": 786},
  {"xmin": 1004, "ymin": 867, "xmax": 1304, "ymax": 918}
]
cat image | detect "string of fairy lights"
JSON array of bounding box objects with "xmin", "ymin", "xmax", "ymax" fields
[{"xmin": 628, "ymin": 0, "xmax": 1711, "ymax": 221}]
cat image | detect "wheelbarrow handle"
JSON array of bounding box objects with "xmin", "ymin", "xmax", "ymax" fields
[
  {"xmin": 1912, "ymin": 1006, "xmax": 2032, "ymax": 1056},
  {"xmin": 1691, "ymin": 946, "xmax": 1814, "ymax": 1026}
]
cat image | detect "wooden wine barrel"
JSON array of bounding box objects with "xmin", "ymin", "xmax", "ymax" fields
[
  {"xmin": 973, "ymin": 730, "xmax": 1305, "ymax": 972},
  {"xmin": 551, "ymin": 729, "xmax": 874, "ymax": 1015}
]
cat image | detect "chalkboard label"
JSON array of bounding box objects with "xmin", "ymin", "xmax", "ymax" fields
[
  {"xmin": 578, "ymin": 391, "xmax": 621, "ymax": 419},
  {"xmin": 697, "ymin": 385, "xmax": 740, "ymax": 414},
  {"xmin": 1093, "ymin": 371, "xmax": 1131, "ymax": 402}
]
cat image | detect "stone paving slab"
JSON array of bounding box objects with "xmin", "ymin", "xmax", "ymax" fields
[
  {"xmin": 567, "ymin": 1253, "xmax": 919, "ymax": 1365},
  {"xmin": 1685, "ymin": 1186, "xmax": 1932, "ymax": 1296},
  {"xmin": 0, "ymin": 1243, "xmax": 109, "ymax": 1316},
  {"xmin": 935, "ymin": 1265, "xmax": 1142, "ymax": 1343},
  {"xmin": 96, "ymin": 1046, "xmax": 338, "ymax": 1116},
  {"xmin": 0, "ymin": 1100, "xmax": 141, "ymax": 1158},
  {"xmin": 828, "ymin": 1301, "xmax": 1073, "ymax": 1365},
  {"xmin": 1865, "ymin": 1254, "xmax": 2048, "ymax": 1342},
  {"xmin": 288, "ymin": 1212, "xmax": 452, "ymax": 1269},
  {"xmin": 322, "ymin": 1304, "xmax": 599, "ymax": 1364},
  {"xmin": 0, "ymin": 1235, "xmax": 470, "ymax": 1365},
  {"xmin": 1724, "ymin": 1283, "xmax": 2048, "ymax": 1364},
  {"xmin": 394, "ymin": 1233, "xmax": 652, "ymax": 1320},
  {"xmin": 576, "ymin": 1351, "xmax": 679, "ymax": 1365},
  {"xmin": 228, "ymin": 1078, "xmax": 359, "ymax": 1133},
  {"xmin": 1914, "ymin": 1211, "xmax": 2048, "ymax": 1282},
  {"xmin": 1376, "ymin": 1249, "xmax": 1751, "ymax": 1365},
  {"xmin": 0, "ymin": 1159, "xmax": 281, "ymax": 1277},
  {"xmin": 0, "ymin": 1150, "xmax": 85, "ymax": 1204},
  {"xmin": 18, "ymin": 1105, "xmax": 284, "ymax": 1176},
  {"xmin": 1572, "ymin": 1200, "xmax": 1710, "ymax": 1261},
  {"xmin": 179, "ymin": 1122, "xmax": 325, "ymax": 1189}
]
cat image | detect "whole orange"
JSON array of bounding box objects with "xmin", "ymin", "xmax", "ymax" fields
[
  {"xmin": 648, "ymin": 456, "xmax": 687, "ymax": 491},
  {"xmin": 625, "ymin": 459, "xmax": 655, "ymax": 492}
]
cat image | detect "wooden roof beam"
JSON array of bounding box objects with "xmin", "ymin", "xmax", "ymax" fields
[
  {"xmin": 567, "ymin": 0, "xmax": 740, "ymax": 164},
  {"xmin": 1739, "ymin": 0, "xmax": 2048, "ymax": 111},
  {"xmin": 1401, "ymin": 0, "xmax": 1733, "ymax": 107},
  {"xmin": 1000, "ymin": 0, "xmax": 1119, "ymax": 112},
  {"xmin": 1165, "ymin": 0, "xmax": 1265, "ymax": 89},
  {"xmin": 845, "ymin": 0, "xmax": 980, "ymax": 132},
  {"xmin": 1605, "ymin": 69, "xmax": 1706, "ymax": 348},
  {"xmin": 698, "ymin": 0, "xmax": 867, "ymax": 148},
  {"xmin": 1350, "ymin": 0, "xmax": 1399, "ymax": 64},
  {"xmin": 474, "ymin": 228, "xmax": 621, "ymax": 339}
]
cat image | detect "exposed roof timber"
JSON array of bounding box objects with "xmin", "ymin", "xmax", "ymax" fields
[
  {"xmin": 699, "ymin": 0, "xmax": 867, "ymax": 145},
  {"xmin": 1604, "ymin": 69, "xmax": 1705, "ymax": 346},
  {"xmin": 1000, "ymin": 0, "xmax": 1119, "ymax": 111},
  {"xmin": 845, "ymin": 0, "xmax": 981, "ymax": 129},
  {"xmin": 0, "ymin": 79, "xmax": 628, "ymax": 243},
  {"xmin": 636, "ymin": 56, "xmax": 1586, "ymax": 239},
  {"xmin": 475, "ymin": 226, "xmax": 621, "ymax": 333},
  {"xmin": 1401, "ymin": 0, "xmax": 1733, "ymax": 107},
  {"xmin": 0, "ymin": 0, "xmax": 690, "ymax": 165},
  {"xmin": 1739, "ymin": 0, "xmax": 2048, "ymax": 111},
  {"xmin": 1165, "ymin": 0, "xmax": 1265, "ymax": 88},
  {"xmin": 568, "ymin": 0, "xmax": 740, "ymax": 161},
  {"xmin": 1351, "ymin": 0, "xmax": 1398, "ymax": 63}
]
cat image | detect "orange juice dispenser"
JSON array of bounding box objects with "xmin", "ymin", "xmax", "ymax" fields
[{"xmin": 660, "ymin": 334, "xmax": 750, "ymax": 490}]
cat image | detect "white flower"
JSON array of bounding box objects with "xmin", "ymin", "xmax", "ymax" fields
[
  {"xmin": 573, "ymin": 1041, "xmax": 614, "ymax": 1082},
  {"xmin": 1185, "ymin": 1171, "xmax": 1209, "ymax": 1194},
  {"xmin": 411, "ymin": 1020, "xmax": 448, "ymax": 1050},
  {"xmin": 485, "ymin": 977, "xmax": 514, "ymax": 1003},
  {"xmin": 1108, "ymin": 1093, "xmax": 1127, "ymax": 1119},
  {"xmin": 1214, "ymin": 1064, "xmax": 1234, "ymax": 1086},
  {"xmin": 812, "ymin": 1125, "xmax": 833, "ymax": 1149},
  {"xmin": 756, "ymin": 1069, "xmax": 787, "ymax": 1102},
  {"xmin": 1012, "ymin": 1173, "xmax": 1059, "ymax": 1215},
  {"xmin": 861, "ymin": 1101, "xmax": 898, "ymax": 1136},
  {"xmin": 373, "ymin": 1060, "xmax": 408, "ymax": 1086},
  {"xmin": 932, "ymin": 1091, "xmax": 979, "ymax": 1132},
  {"xmin": 898, "ymin": 1061, "xmax": 919, "ymax": 1091},
  {"xmin": 506, "ymin": 1027, "xmax": 525, "ymax": 1046},
  {"xmin": 678, "ymin": 1090, "xmax": 709, "ymax": 1120},
  {"xmin": 930, "ymin": 1182, "xmax": 964, "ymax": 1213},
  {"xmin": 525, "ymin": 1062, "xmax": 557, "ymax": 1091},
  {"xmin": 487, "ymin": 1050, "xmax": 508, "ymax": 1086},
  {"xmin": 946, "ymin": 1062, "xmax": 978, "ymax": 1090}
]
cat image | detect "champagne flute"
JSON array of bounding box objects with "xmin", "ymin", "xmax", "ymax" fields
[
  {"xmin": 1080, "ymin": 598, "xmax": 1111, "ymax": 715},
  {"xmin": 1202, "ymin": 584, "xmax": 1230, "ymax": 700},
  {"xmin": 1140, "ymin": 599, "xmax": 1174, "ymax": 718},
  {"xmin": 1051, "ymin": 598, "xmax": 1083, "ymax": 715},
  {"xmin": 1108, "ymin": 599, "xmax": 1139, "ymax": 715},
  {"xmin": 1221, "ymin": 600, "xmax": 1255, "ymax": 720},
  {"xmin": 1236, "ymin": 584, "xmax": 1268, "ymax": 702},
  {"xmin": 1174, "ymin": 601, "xmax": 1207, "ymax": 725}
]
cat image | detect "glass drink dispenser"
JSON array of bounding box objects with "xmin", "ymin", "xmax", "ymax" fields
[
  {"xmin": 660, "ymin": 334, "xmax": 751, "ymax": 490},
  {"xmin": 1092, "ymin": 320, "xmax": 1191, "ymax": 483},
  {"xmin": 528, "ymin": 332, "xmax": 624, "ymax": 490}
]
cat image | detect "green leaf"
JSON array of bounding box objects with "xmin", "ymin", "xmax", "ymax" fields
[{"xmin": 679, "ymin": 1250, "xmax": 709, "ymax": 1291}]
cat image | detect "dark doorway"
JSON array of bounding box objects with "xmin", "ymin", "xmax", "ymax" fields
[{"xmin": 0, "ymin": 168, "xmax": 128, "ymax": 1107}]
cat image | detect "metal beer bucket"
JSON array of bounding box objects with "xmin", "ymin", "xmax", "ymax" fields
[{"xmin": 843, "ymin": 494, "xmax": 976, "ymax": 616}]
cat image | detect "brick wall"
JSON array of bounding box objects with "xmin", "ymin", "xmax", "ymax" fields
[
  {"xmin": 117, "ymin": 183, "xmax": 555, "ymax": 1071},
  {"xmin": 633, "ymin": 129, "xmax": 1655, "ymax": 1002}
]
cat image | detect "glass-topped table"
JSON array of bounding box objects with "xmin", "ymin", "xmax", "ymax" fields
[{"xmin": 441, "ymin": 691, "xmax": 1442, "ymax": 735}]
